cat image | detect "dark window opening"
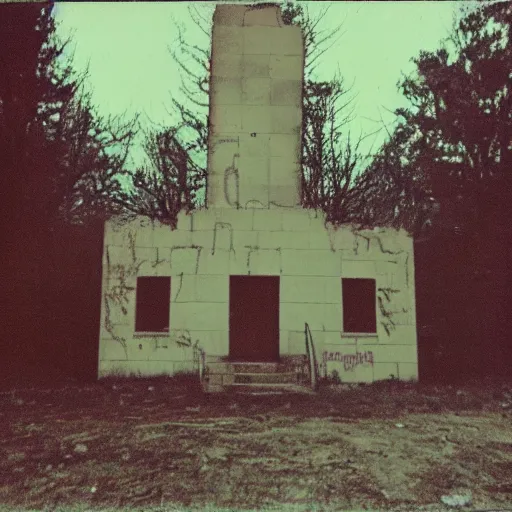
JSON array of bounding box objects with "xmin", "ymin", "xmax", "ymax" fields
[
  {"xmin": 342, "ymin": 278, "xmax": 377, "ymax": 333},
  {"xmin": 135, "ymin": 277, "xmax": 171, "ymax": 332}
]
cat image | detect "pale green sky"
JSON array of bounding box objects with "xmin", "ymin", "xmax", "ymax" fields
[{"xmin": 54, "ymin": 1, "xmax": 466, "ymax": 169}]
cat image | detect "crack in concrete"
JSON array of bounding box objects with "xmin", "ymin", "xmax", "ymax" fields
[
  {"xmin": 152, "ymin": 248, "xmax": 166, "ymax": 268},
  {"xmin": 174, "ymin": 272, "xmax": 184, "ymax": 302},
  {"xmin": 170, "ymin": 245, "xmax": 203, "ymax": 275},
  {"xmin": 212, "ymin": 222, "xmax": 235, "ymax": 256},
  {"xmin": 245, "ymin": 245, "xmax": 260, "ymax": 275}
]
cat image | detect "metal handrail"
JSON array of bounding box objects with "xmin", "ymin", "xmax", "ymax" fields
[
  {"xmin": 304, "ymin": 322, "xmax": 319, "ymax": 391},
  {"xmin": 194, "ymin": 345, "xmax": 207, "ymax": 384}
]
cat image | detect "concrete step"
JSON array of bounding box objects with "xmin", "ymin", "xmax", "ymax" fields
[
  {"xmin": 232, "ymin": 362, "xmax": 285, "ymax": 374},
  {"xmin": 227, "ymin": 383, "xmax": 315, "ymax": 395},
  {"xmin": 234, "ymin": 372, "xmax": 297, "ymax": 384}
]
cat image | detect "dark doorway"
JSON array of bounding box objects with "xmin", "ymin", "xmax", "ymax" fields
[{"xmin": 229, "ymin": 276, "xmax": 280, "ymax": 362}]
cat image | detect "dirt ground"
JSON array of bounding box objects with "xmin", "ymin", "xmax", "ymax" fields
[{"xmin": 1, "ymin": 376, "xmax": 512, "ymax": 512}]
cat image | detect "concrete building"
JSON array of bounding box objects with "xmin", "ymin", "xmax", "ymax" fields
[{"xmin": 98, "ymin": 4, "xmax": 418, "ymax": 388}]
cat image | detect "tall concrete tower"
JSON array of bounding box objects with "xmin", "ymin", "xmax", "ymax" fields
[{"xmin": 206, "ymin": 4, "xmax": 304, "ymax": 209}]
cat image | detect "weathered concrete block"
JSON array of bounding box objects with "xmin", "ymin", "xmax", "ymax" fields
[
  {"xmin": 375, "ymin": 260, "xmax": 398, "ymax": 276},
  {"xmin": 240, "ymin": 184, "xmax": 269, "ymax": 210},
  {"xmin": 341, "ymin": 259, "xmax": 376, "ymax": 279},
  {"xmin": 222, "ymin": 373, "xmax": 235, "ymax": 386},
  {"xmin": 212, "ymin": 25, "xmax": 243, "ymax": 55},
  {"xmin": 383, "ymin": 325, "xmax": 418, "ymax": 345},
  {"xmin": 309, "ymin": 230, "xmax": 335, "ymax": 251},
  {"xmin": 281, "ymin": 249, "xmax": 340, "ymax": 276},
  {"xmin": 135, "ymin": 247, "xmax": 158, "ymax": 275},
  {"xmin": 309, "ymin": 213, "xmax": 327, "ymax": 233},
  {"xmin": 280, "ymin": 276, "xmax": 315, "ymax": 304},
  {"xmin": 208, "ymin": 362, "xmax": 234, "ymax": 374},
  {"xmin": 212, "ymin": 53, "xmax": 243, "ymax": 79},
  {"xmin": 280, "ymin": 302, "xmax": 311, "ymax": 331},
  {"xmin": 281, "ymin": 276, "xmax": 336, "ymax": 304},
  {"xmin": 172, "ymin": 360, "xmax": 195, "ymax": 374},
  {"xmin": 147, "ymin": 341, "xmax": 192, "ymax": 362},
  {"xmin": 144, "ymin": 360, "xmax": 173, "ymax": 376},
  {"xmin": 249, "ymin": 248, "xmax": 281, "ymax": 275},
  {"xmin": 100, "ymin": 322, "xmax": 132, "ymax": 342},
  {"xmin": 269, "ymin": 185, "xmax": 299, "ymax": 208},
  {"xmin": 263, "ymin": 231, "xmax": 309, "ymax": 250},
  {"xmin": 398, "ymin": 362, "xmax": 419, "ymax": 381},
  {"xmin": 99, "ymin": 338, "xmax": 129, "ymax": 361},
  {"xmin": 244, "ymin": 5, "xmax": 283, "ymax": 27},
  {"xmin": 170, "ymin": 302, "xmax": 229, "ymax": 332},
  {"xmin": 125, "ymin": 340, "xmax": 152, "ymax": 361},
  {"xmin": 253, "ymin": 209, "xmax": 283, "ymax": 231},
  {"xmin": 98, "ymin": 360, "xmax": 127, "ymax": 378},
  {"xmin": 326, "ymin": 225, "xmax": 356, "ymax": 252},
  {"xmin": 208, "ymin": 373, "xmax": 223, "ymax": 386},
  {"xmin": 176, "ymin": 212, "xmax": 193, "ymax": 232},
  {"xmin": 198, "ymin": 250, "xmax": 231, "ymax": 275},
  {"xmin": 281, "ymin": 209, "xmax": 313, "ymax": 231},
  {"xmin": 148, "ymin": 248, "xmax": 171, "ymax": 277},
  {"xmin": 372, "ymin": 362, "xmax": 400, "ymax": 381},
  {"xmin": 170, "ymin": 247, "xmax": 201, "ymax": 275},
  {"xmin": 271, "ymin": 79, "xmax": 302, "ymax": 107},
  {"xmin": 102, "ymin": 298, "xmax": 129, "ymax": 326},
  {"xmin": 360, "ymin": 344, "xmax": 417, "ymax": 364},
  {"xmin": 105, "ymin": 245, "xmax": 135, "ymax": 269},
  {"xmin": 269, "ymin": 54, "xmax": 303, "ymax": 80},
  {"xmin": 242, "ymin": 104, "xmax": 272, "ymax": 133},
  {"xmin": 288, "ymin": 330, "xmax": 305, "ymax": 354},
  {"xmin": 391, "ymin": 253, "xmax": 412, "ymax": 290},
  {"xmin": 243, "ymin": 26, "xmax": 274, "ymax": 55},
  {"xmin": 239, "ymin": 132, "xmax": 270, "ymax": 159},
  {"xmin": 195, "ymin": 275, "xmax": 229, "ymax": 303},
  {"xmin": 196, "ymin": 330, "xmax": 228, "ymax": 356},
  {"xmin": 324, "ymin": 337, "xmax": 358, "ymax": 350},
  {"xmin": 104, "ymin": 220, "xmax": 128, "ymax": 247},
  {"xmin": 242, "ymin": 53, "xmax": 270, "ymax": 78},
  {"xmin": 280, "ymin": 302, "xmax": 339, "ymax": 332},
  {"xmin": 324, "ymin": 354, "xmax": 374, "ymax": 383},
  {"xmin": 153, "ymin": 228, "xmax": 193, "ymax": 248},
  {"xmin": 269, "ymin": 133, "xmax": 300, "ymax": 159},
  {"xmin": 211, "ymin": 105, "xmax": 242, "ymax": 133},
  {"xmin": 213, "ymin": 4, "xmax": 246, "ymax": 26},
  {"xmin": 211, "ymin": 221, "xmax": 235, "ymax": 253},
  {"xmin": 233, "ymin": 229, "xmax": 259, "ymax": 249},
  {"xmin": 189, "ymin": 230, "xmax": 213, "ymax": 252},
  {"xmin": 242, "ymin": 77, "xmax": 271, "ymax": 105},
  {"xmin": 170, "ymin": 273, "xmax": 194, "ymax": 303},
  {"xmin": 271, "ymin": 106, "xmax": 301, "ymax": 134},
  {"xmin": 229, "ymin": 248, "xmax": 251, "ymax": 275},
  {"xmin": 271, "ymin": 26, "xmax": 303, "ymax": 56},
  {"xmin": 210, "ymin": 76, "xmax": 242, "ymax": 106},
  {"xmin": 340, "ymin": 363, "xmax": 374, "ymax": 384},
  {"xmin": 270, "ymin": 157, "xmax": 299, "ymax": 185}
]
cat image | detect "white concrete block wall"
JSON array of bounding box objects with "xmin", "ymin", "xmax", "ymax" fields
[
  {"xmin": 207, "ymin": 5, "xmax": 303, "ymax": 210},
  {"xmin": 98, "ymin": 207, "xmax": 418, "ymax": 382}
]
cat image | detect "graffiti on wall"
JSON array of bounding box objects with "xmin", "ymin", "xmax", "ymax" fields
[{"xmin": 322, "ymin": 350, "xmax": 374, "ymax": 371}]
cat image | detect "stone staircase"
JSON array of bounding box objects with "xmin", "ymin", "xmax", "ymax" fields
[{"xmin": 201, "ymin": 356, "xmax": 315, "ymax": 394}]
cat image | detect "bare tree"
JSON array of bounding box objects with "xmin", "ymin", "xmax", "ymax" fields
[{"xmin": 120, "ymin": 126, "xmax": 206, "ymax": 227}]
